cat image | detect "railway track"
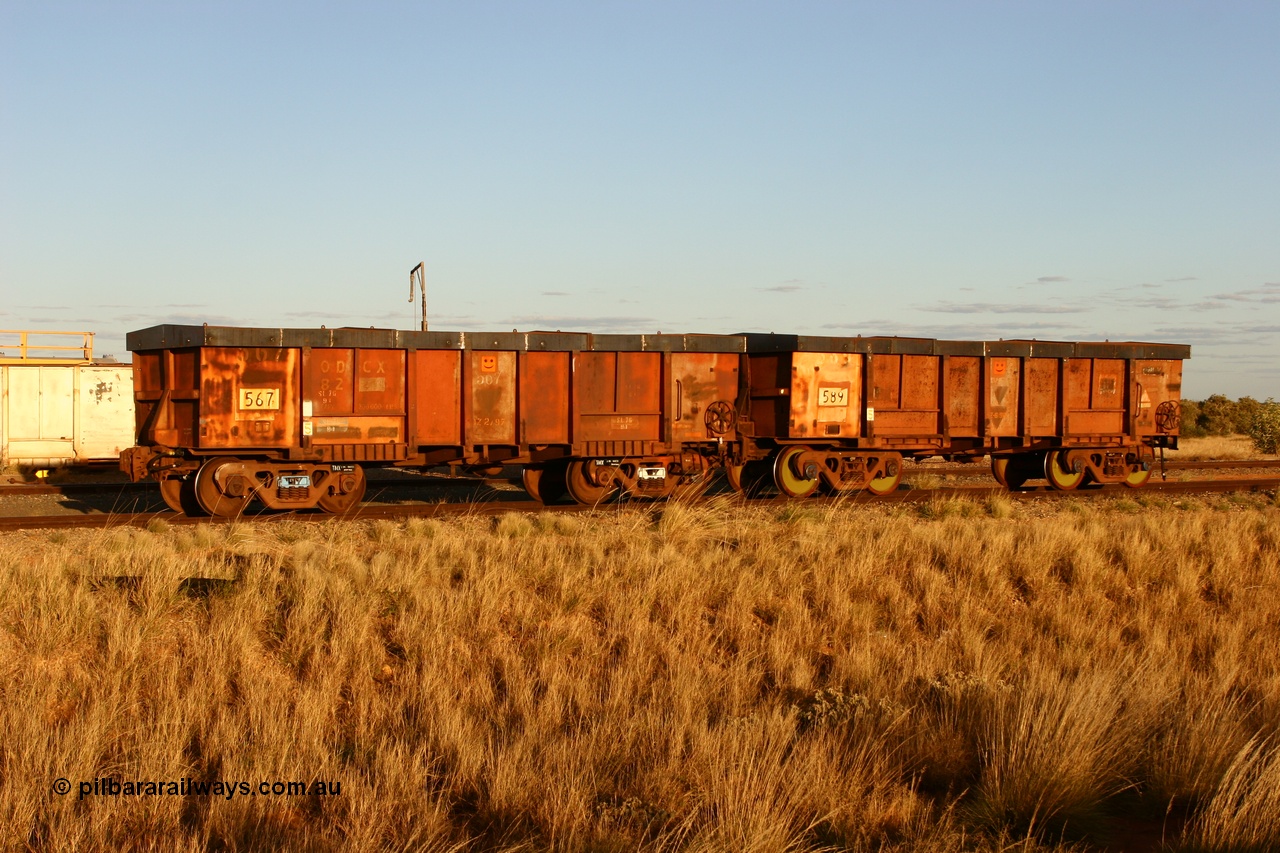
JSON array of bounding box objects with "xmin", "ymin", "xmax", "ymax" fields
[
  {"xmin": 906, "ymin": 457, "xmax": 1280, "ymax": 476},
  {"xmin": 2, "ymin": 457, "xmax": 1276, "ymax": 498},
  {"xmin": 3, "ymin": 472, "xmax": 1276, "ymax": 533},
  {"xmin": 0, "ymin": 473, "xmax": 521, "ymax": 498}
]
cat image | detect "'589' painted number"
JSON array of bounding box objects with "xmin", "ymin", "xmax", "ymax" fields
[
  {"xmin": 817, "ymin": 386, "xmax": 848, "ymax": 407},
  {"xmin": 239, "ymin": 388, "xmax": 280, "ymax": 410}
]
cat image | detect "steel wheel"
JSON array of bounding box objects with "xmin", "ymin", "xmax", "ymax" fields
[
  {"xmin": 991, "ymin": 455, "xmax": 1032, "ymax": 490},
  {"xmin": 159, "ymin": 475, "xmax": 202, "ymax": 516},
  {"xmin": 1123, "ymin": 465, "xmax": 1152, "ymax": 489},
  {"xmin": 564, "ymin": 460, "xmax": 620, "ymax": 506},
  {"xmin": 1044, "ymin": 450, "xmax": 1086, "ymax": 491},
  {"xmin": 865, "ymin": 457, "xmax": 902, "ymax": 496},
  {"xmin": 522, "ymin": 462, "xmax": 569, "ymax": 505},
  {"xmin": 728, "ymin": 461, "xmax": 774, "ymax": 496},
  {"xmin": 773, "ymin": 446, "xmax": 819, "ymax": 498},
  {"xmin": 318, "ymin": 465, "xmax": 366, "ymax": 513},
  {"xmin": 194, "ymin": 457, "xmax": 253, "ymax": 518},
  {"xmin": 991, "ymin": 456, "xmax": 1011, "ymax": 489}
]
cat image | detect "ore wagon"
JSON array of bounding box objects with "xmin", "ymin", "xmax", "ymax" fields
[
  {"xmin": 734, "ymin": 334, "xmax": 1188, "ymax": 495},
  {"xmin": 119, "ymin": 325, "xmax": 744, "ymax": 515}
]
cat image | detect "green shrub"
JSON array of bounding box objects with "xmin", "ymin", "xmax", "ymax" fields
[
  {"xmin": 1247, "ymin": 399, "xmax": 1280, "ymax": 455},
  {"xmin": 1181, "ymin": 396, "xmax": 1274, "ymax": 439},
  {"xmin": 1196, "ymin": 395, "xmax": 1238, "ymax": 436},
  {"xmin": 1180, "ymin": 399, "xmax": 1206, "ymax": 437},
  {"xmin": 1232, "ymin": 396, "xmax": 1263, "ymax": 435}
]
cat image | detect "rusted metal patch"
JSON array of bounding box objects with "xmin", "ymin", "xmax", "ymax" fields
[
  {"xmin": 672, "ymin": 352, "xmax": 739, "ymax": 443},
  {"xmin": 787, "ymin": 352, "xmax": 860, "ymax": 439},
  {"xmin": 199, "ymin": 347, "xmax": 298, "ymax": 449}
]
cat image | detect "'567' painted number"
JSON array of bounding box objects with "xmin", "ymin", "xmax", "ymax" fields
[{"xmin": 239, "ymin": 388, "xmax": 280, "ymax": 410}]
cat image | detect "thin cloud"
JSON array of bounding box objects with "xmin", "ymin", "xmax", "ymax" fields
[
  {"xmin": 1127, "ymin": 297, "xmax": 1182, "ymax": 310},
  {"xmin": 1036, "ymin": 276, "xmax": 1070, "ymax": 283},
  {"xmin": 1165, "ymin": 276, "xmax": 1198, "ymax": 282},
  {"xmin": 504, "ymin": 315, "xmax": 659, "ymax": 332},
  {"xmin": 1151, "ymin": 323, "xmax": 1280, "ymax": 346},
  {"xmin": 916, "ymin": 302, "xmax": 1086, "ymax": 315},
  {"xmin": 542, "ymin": 291, "xmax": 571, "ymax": 297},
  {"xmin": 1209, "ymin": 283, "xmax": 1280, "ymax": 303},
  {"xmin": 1102, "ymin": 295, "xmax": 1187, "ymax": 310},
  {"xmin": 283, "ymin": 310, "xmax": 367, "ymax": 319},
  {"xmin": 818, "ymin": 320, "xmax": 1080, "ymax": 338},
  {"xmin": 760, "ymin": 280, "xmax": 804, "ymax": 293}
]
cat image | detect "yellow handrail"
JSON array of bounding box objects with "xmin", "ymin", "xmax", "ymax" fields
[{"xmin": 0, "ymin": 330, "xmax": 95, "ymax": 363}]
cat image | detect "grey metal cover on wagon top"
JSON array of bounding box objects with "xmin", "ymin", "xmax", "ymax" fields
[
  {"xmin": 740, "ymin": 332, "xmax": 1189, "ymax": 360},
  {"xmin": 126, "ymin": 325, "xmax": 600, "ymax": 353},
  {"xmin": 126, "ymin": 325, "xmax": 1190, "ymax": 361},
  {"xmin": 127, "ymin": 325, "xmax": 747, "ymax": 354}
]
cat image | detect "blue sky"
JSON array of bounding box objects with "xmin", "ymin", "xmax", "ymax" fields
[{"xmin": 2, "ymin": 1, "xmax": 1277, "ymax": 398}]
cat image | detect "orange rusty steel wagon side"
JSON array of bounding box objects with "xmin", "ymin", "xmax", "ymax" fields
[{"xmin": 735, "ymin": 334, "xmax": 1187, "ymax": 496}]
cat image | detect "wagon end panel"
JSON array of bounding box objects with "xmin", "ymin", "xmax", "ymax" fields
[
  {"xmin": 198, "ymin": 347, "xmax": 299, "ymax": 449},
  {"xmin": 412, "ymin": 350, "xmax": 462, "ymax": 446},
  {"xmin": 520, "ymin": 351, "xmax": 570, "ymax": 445},
  {"xmin": 1133, "ymin": 359, "xmax": 1184, "ymax": 438},
  {"xmin": 134, "ymin": 348, "xmax": 199, "ymax": 449},
  {"xmin": 786, "ymin": 351, "xmax": 861, "ymax": 439},
  {"xmin": 671, "ymin": 352, "xmax": 741, "ymax": 444}
]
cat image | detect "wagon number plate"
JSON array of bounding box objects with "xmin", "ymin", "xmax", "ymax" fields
[
  {"xmin": 278, "ymin": 475, "xmax": 311, "ymax": 489},
  {"xmin": 817, "ymin": 386, "xmax": 848, "ymax": 407},
  {"xmin": 239, "ymin": 388, "xmax": 281, "ymax": 410}
]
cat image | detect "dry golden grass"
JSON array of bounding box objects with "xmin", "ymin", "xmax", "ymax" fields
[
  {"xmin": 2, "ymin": 492, "xmax": 1279, "ymax": 852},
  {"xmin": 1164, "ymin": 435, "xmax": 1279, "ymax": 462}
]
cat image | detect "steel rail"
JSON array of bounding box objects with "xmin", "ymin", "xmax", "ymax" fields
[
  {"xmin": 3, "ymin": 458, "xmax": 1276, "ymax": 498},
  {"xmin": 908, "ymin": 458, "xmax": 1280, "ymax": 477},
  {"xmin": 3, "ymin": 475, "xmax": 1276, "ymax": 533},
  {"xmin": 0, "ymin": 474, "xmax": 522, "ymax": 498}
]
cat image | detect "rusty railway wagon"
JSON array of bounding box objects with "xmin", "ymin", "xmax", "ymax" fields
[{"xmin": 118, "ymin": 324, "xmax": 1187, "ymax": 516}]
